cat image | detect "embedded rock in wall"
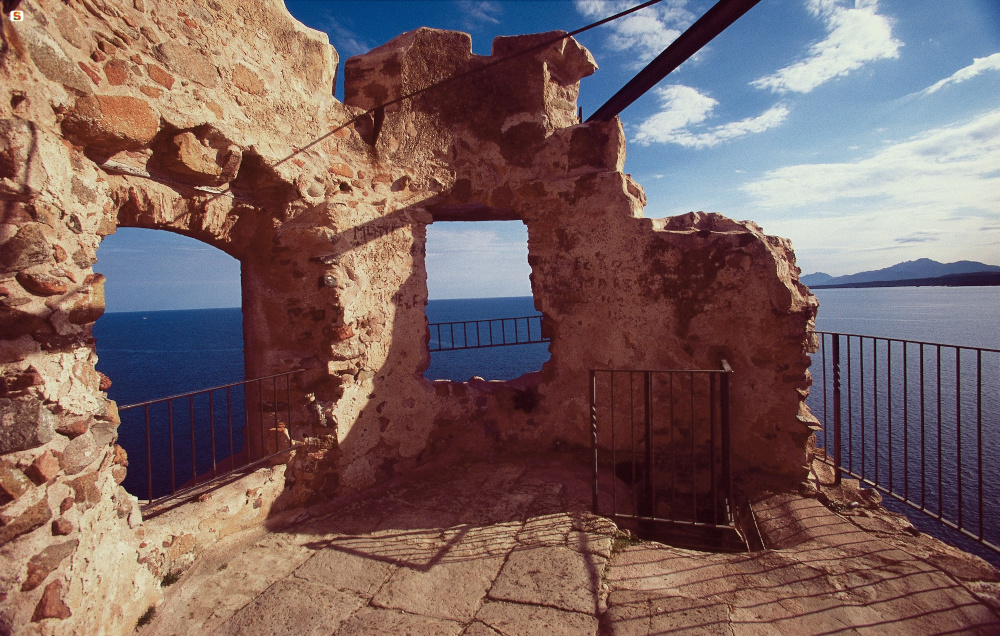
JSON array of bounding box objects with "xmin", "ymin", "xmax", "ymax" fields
[
  {"xmin": 1, "ymin": 0, "xmax": 817, "ymax": 633},
  {"xmin": 0, "ymin": 396, "xmax": 55, "ymax": 454},
  {"xmin": 61, "ymin": 94, "xmax": 160, "ymax": 153}
]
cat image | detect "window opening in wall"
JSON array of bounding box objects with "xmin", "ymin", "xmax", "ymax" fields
[
  {"xmin": 423, "ymin": 220, "xmax": 550, "ymax": 381},
  {"xmin": 93, "ymin": 228, "xmax": 244, "ymax": 501}
]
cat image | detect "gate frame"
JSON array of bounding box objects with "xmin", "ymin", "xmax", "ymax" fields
[{"xmin": 589, "ymin": 361, "xmax": 745, "ymax": 551}]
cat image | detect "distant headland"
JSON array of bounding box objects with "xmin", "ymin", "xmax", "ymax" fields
[{"xmin": 802, "ymin": 259, "xmax": 1000, "ymax": 289}]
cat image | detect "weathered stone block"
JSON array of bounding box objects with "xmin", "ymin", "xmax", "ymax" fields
[
  {"xmin": 232, "ymin": 63, "xmax": 265, "ymax": 95},
  {"xmin": 19, "ymin": 22, "xmax": 93, "ymax": 94},
  {"xmin": 78, "ymin": 60, "xmax": 102, "ymax": 85},
  {"xmin": 68, "ymin": 274, "xmax": 105, "ymax": 324},
  {"xmin": 21, "ymin": 539, "xmax": 79, "ymax": 591},
  {"xmin": 0, "ymin": 397, "xmax": 55, "ymax": 453},
  {"xmin": 51, "ymin": 517, "xmax": 74, "ymax": 535},
  {"xmin": 103, "ymin": 59, "xmax": 130, "ymax": 86},
  {"xmin": 0, "ymin": 465, "xmax": 33, "ymax": 502},
  {"xmin": 52, "ymin": 6, "xmax": 88, "ymax": 51},
  {"xmin": 0, "ymin": 496, "xmax": 51, "ymax": 546},
  {"xmin": 0, "ymin": 302, "xmax": 51, "ymax": 340},
  {"xmin": 329, "ymin": 163, "xmax": 354, "ymax": 178},
  {"xmin": 140, "ymin": 84, "xmax": 164, "ymax": 98},
  {"xmin": 153, "ymin": 40, "xmax": 219, "ymax": 88},
  {"xmin": 55, "ymin": 415, "xmax": 91, "ymax": 439},
  {"xmin": 0, "ymin": 368, "xmax": 43, "ymax": 398},
  {"xmin": 90, "ymin": 415, "xmax": 118, "ymax": 447},
  {"xmin": 16, "ymin": 270, "xmax": 68, "ymax": 296},
  {"xmin": 60, "ymin": 432, "xmax": 99, "ymax": 475},
  {"xmin": 146, "ymin": 63, "xmax": 175, "ymax": 89},
  {"xmin": 31, "ymin": 579, "xmax": 72, "ymax": 622},
  {"xmin": 492, "ymin": 31, "xmax": 597, "ymax": 83},
  {"xmin": 162, "ymin": 131, "xmax": 223, "ymax": 185},
  {"xmin": 68, "ymin": 471, "xmax": 102, "ymax": 506},
  {"xmin": 61, "ymin": 95, "xmax": 159, "ymax": 152},
  {"xmin": 0, "ymin": 224, "xmax": 50, "ymax": 274},
  {"xmin": 0, "ymin": 119, "xmax": 42, "ymax": 192},
  {"xmin": 26, "ymin": 450, "xmax": 61, "ymax": 484}
]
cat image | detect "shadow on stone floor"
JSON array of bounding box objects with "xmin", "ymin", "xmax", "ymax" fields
[
  {"xmin": 603, "ymin": 493, "xmax": 1000, "ymax": 635},
  {"xmin": 140, "ymin": 455, "xmax": 619, "ymax": 635},
  {"xmin": 138, "ymin": 457, "xmax": 1000, "ymax": 636}
]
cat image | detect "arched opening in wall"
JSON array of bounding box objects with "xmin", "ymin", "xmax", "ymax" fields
[
  {"xmin": 423, "ymin": 220, "xmax": 550, "ymax": 381},
  {"xmin": 93, "ymin": 228, "xmax": 244, "ymax": 501}
]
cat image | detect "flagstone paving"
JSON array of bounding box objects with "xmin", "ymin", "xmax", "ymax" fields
[{"xmin": 138, "ymin": 457, "xmax": 1000, "ymax": 635}]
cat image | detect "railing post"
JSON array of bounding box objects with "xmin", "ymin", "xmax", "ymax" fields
[
  {"xmin": 644, "ymin": 371, "xmax": 653, "ymax": 518},
  {"xmin": 167, "ymin": 400, "xmax": 176, "ymax": 494},
  {"xmin": 710, "ymin": 372, "xmax": 718, "ymax": 526},
  {"xmin": 590, "ymin": 371, "xmax": 599, "ymax": 515},
  {"xmin": 286, "ymin": 374, "xmax": 293, "ymax": 452},
  {"xmin": 144, "ymin": 405, "xmax": 152, "ymax": 503},
  {"xmin": 832, "ymin": 335, "xmax": 842, "ymax": 485},
  {"xmin": 257, "ymin": 378, "xmax": 265, "ymax": 461},
  {"xmin": 209, "ymin": 391, "xmax": 217, "ymax": 476},
  {"xmin": 720, "ymin": 360, "xmax": 733, "ymax": 521},
  {"xmin": 190, "ymin": 394, "xmax": 197, "ymax": 485},
  {"xmin": 273, "ymin": 376, "xmax": 279, "ymax": 455}
]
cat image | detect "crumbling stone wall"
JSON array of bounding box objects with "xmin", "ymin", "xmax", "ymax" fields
[{"xmin": 1, "ymin": 0, "xmax": 816, "ymax": 633}]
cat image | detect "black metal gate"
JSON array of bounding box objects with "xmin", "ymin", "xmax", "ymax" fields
[{"xmin": 589, "ymin": 362, "xmax": 746, "ymax": 551}]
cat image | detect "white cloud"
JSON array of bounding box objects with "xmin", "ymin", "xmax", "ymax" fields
[
  {"xmin": 458, "ymin": 1, "xmax": 502, "ymax": 27},
  {"xmin": 425, "ymin": 227, "xmax": 524, "ymax": 258},
  {"xmin": 741, "ymin": 108, "xmax": 1000, "ymax": 217},
  {"xmin": 633, "ymin": 85, "xmax": 788, "ymax": 148},
  {"xmin": 684, "ymin": 105, "xmax": 790, "ymax": 148},
  {"xmin": 575, "ymin": 0, "xmax": 695, "ymax": 64},
  {"xmin": 921, "ymin": 52, "xmax": 1000, "ymax": 95},
  {"xmin": 894, "ymin": 231, "xmax": 941, "ymax": 244},
  {"xmin": 752, "ymin": 0, "xmax": 901, "ymax": 94},
  {"xmin": 424, "ymin": 224, "xmax": 531, "ymax": 299},
  {"xmin": 315, "ymin": 12, "xmax": 372, "ymax": 58},
  {"xmin": 759, "ymin": 211, "xmax": 1000, "ymax": 278},
  {"xmin": 633, "ymin": 85, "xmax": 716, "ymax": 142}
]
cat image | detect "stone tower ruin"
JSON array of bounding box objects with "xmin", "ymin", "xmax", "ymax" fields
[{"xmin": 0, "ymin": 0, "xmax": 817, "ymax": 632}]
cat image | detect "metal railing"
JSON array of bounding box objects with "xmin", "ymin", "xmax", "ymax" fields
[
  {"xmin": 810, "ymin": 332, "xmax": 1000, "ymax": 555},
  {"xmin": 590, "ymin": 362, "xmax": 742, "ymax": 550},
  {"xmin": 428, "ymin": 315, "xmax": 548, "ymax": 351},
  {"xmin": 118, "ymin": 369, "xmax": 303, "ymax": 508}
]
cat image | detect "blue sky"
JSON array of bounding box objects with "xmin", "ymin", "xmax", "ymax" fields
[
  {"xmin": 96, "ymin": 229, "xmax": 242, "ymax": 312},
  {"xmin": 96, "ymin": 0, "xmax": 1000, "ymax": 309}
]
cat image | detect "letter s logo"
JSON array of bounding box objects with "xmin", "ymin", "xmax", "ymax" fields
[{"xmin": 10, "ymin": 10, "xmax": 24, "ymax": 21}]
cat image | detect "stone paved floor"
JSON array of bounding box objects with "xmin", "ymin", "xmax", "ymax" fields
[{"xmin": 139, "ymin": 457, "xmax": 1000, "ymax": 635}]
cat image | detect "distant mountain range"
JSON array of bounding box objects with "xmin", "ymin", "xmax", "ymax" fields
[{"xmin": 801, "ymin": 259, "xmax": 1000, "ymax": 288}]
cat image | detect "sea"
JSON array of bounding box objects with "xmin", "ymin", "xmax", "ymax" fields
[
  {"xmin": 94, "ymin": 287, "xmax": 1000, "ymax": 563},
  {"xmin": 805, "ymin": 286, "xmax": 1000, "ymax": 565},
  {"xmin": 93, "ymin": 297, "xmax": 548, "ymax": 503}
]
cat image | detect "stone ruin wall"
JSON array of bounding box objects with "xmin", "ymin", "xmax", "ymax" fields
[{"xmin": 0, "ymin": 0, "xmax": 818, "ymax": 633}]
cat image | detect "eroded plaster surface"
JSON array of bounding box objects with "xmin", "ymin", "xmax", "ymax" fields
[{"xmin": 0, "ymin": 0, "xmax": 817, "ymax": 632}]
